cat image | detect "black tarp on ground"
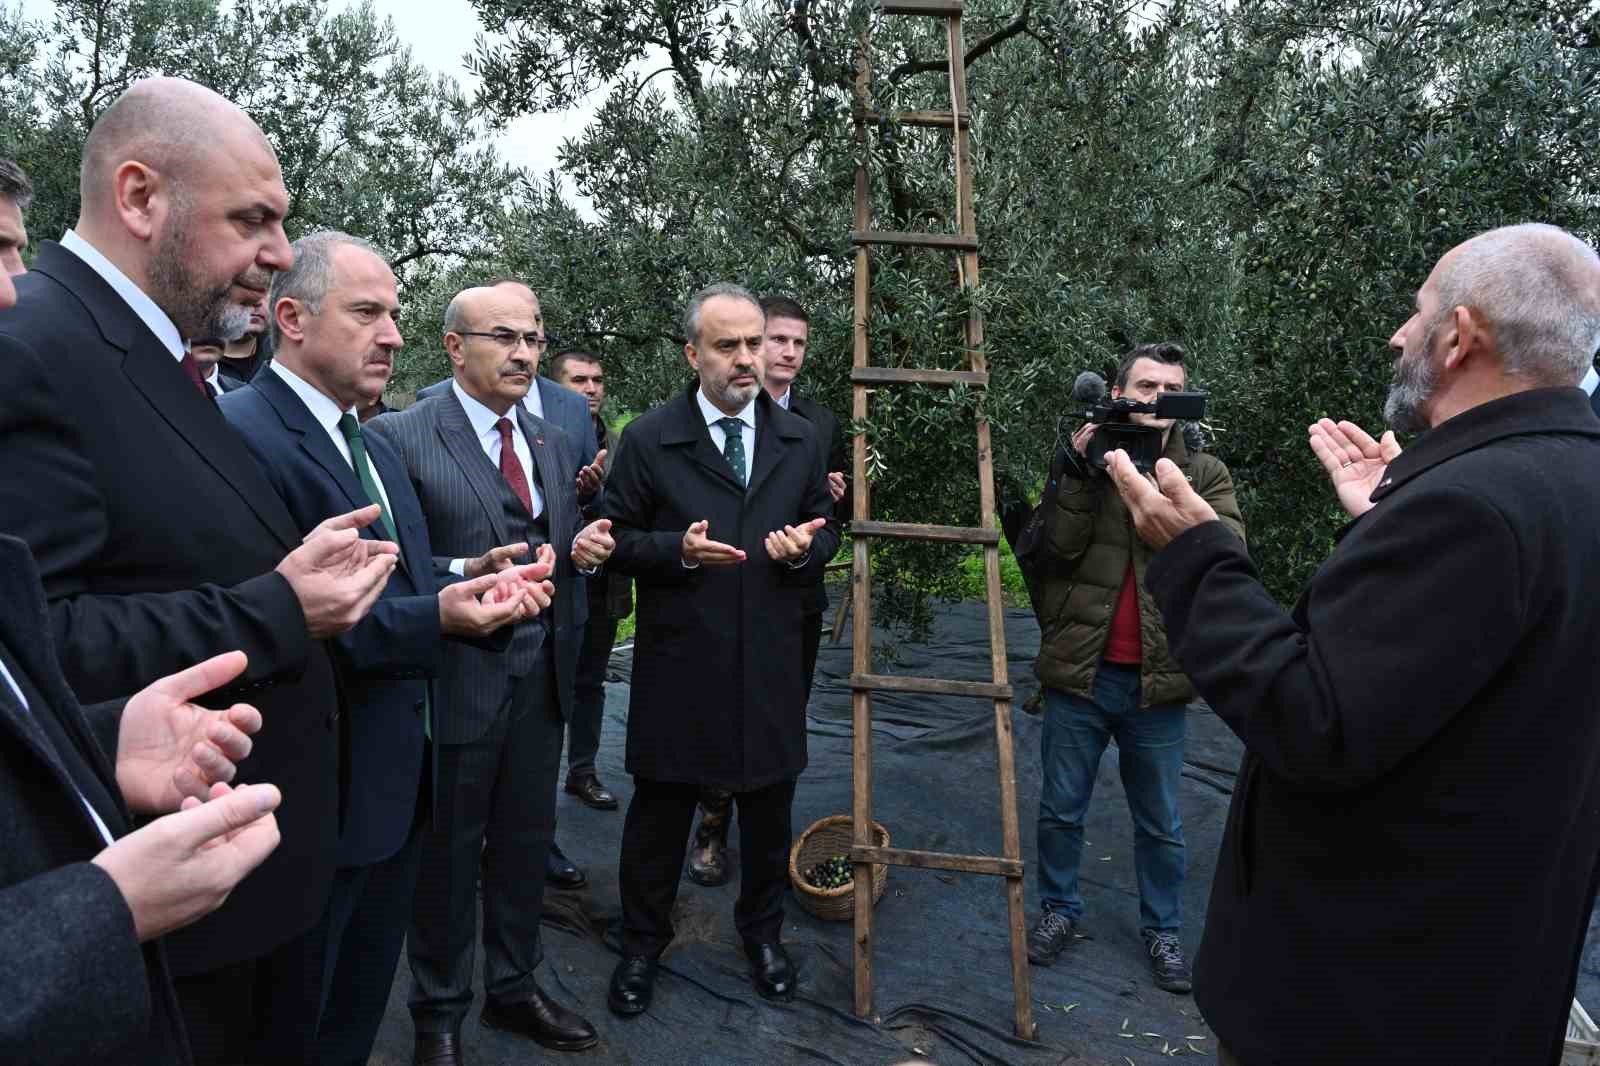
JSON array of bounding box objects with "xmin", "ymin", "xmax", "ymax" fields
[{"xmin": 367, "ymin": 599, "xmax": 1600, "ymax": 1064}]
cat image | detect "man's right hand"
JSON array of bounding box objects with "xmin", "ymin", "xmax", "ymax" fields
[
  {"xmin": 681, "ymin": 520, "xmax": 746, "ymax": 567},
  {"xmin": 1070, "ymin": 422, "xmax": 1098, "ymax": 457},
  {"xmin": 90, "ymin": 781, "xmax": 282, "ymax": 943},
  {"xmin": 462, "ymin": 541, "xmax": 530, "ymax": 579},
  {"xmin": 276, "ymin": 505, "xmax": 400, "ymax": 638},
  {"xmin": 439, "ymin": 561, "xmax": 553, "ymax": 636}
]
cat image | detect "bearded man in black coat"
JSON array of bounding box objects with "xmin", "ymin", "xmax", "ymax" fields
[
  {"xmin": 601, "ymin": 282, "xmax": 840, "ymax": 1017},
  {"xmin": 1106, "ymin": 222, "xmax": 1600, "ymax": 1066}
]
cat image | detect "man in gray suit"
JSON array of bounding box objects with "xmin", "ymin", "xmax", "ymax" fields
[
  {"xmin": 368, "ymin": 281, "xmax": 615, "ymax": 1065},
  {"xmin": 416, "ymin": 277, "xmax": 603, "ymax": 887}
]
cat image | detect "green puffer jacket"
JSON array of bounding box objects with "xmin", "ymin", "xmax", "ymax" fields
[{"xmin": 1032, "ymin": 429, "xmax": 1245, "ymax": 707}]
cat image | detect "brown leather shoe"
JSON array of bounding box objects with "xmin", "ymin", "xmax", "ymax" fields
[
  {"xmin": 482, "ymin": 981, "xmax": 599, "ymax": 1051},
  {"xmin": 686, "ymin": 802, "xmax": 731, "ymax": 887},
  {"xmin": 564, "ymin": 773, "xmax": 619, "ymax": 810},
  {"xmin": 413, "ymin": 1030, "xmax": 463, "ymax": 1066}
]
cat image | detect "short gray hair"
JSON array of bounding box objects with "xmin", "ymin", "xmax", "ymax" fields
[
  {"xmin": 1433, "ymin": 223, "xmax": 1600, "ymax": 385},
  {"xmin": 268, "ymin": 230, "xmax": 384, "ymax": 344},
  {"xmin": 0, "ymin": 159, "xmax": 33, "ymax": 211},
  {"xmin": 682, "ymin": 282, "xmax": 761, "ymax": 345}
]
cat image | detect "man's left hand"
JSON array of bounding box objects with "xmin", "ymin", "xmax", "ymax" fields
[
  {"xmin": 116, "ymin": 651, "xmax": 264, "ymax": 816},
  {"xmin": 572, "ymin": 518, "xmax": 615, "ymax": 570},
  {"xmin": 1105, "ymin": 450, "xmax": 1217, "ymax": 550},
  {"xmin": 575, "ymin": 449, "xmax": 608, "ymax": 498},
  {"xmin": 765, "ymin": 517, "xmax": 828, "ymax": 563},
  {"xmin": 826, "ymin": 471, "xmax": 846, "ymax": 502}
]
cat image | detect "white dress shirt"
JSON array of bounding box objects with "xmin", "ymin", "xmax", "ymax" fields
[
  {"xmin": 0, "ymin": 655, "xmax": 114, "ymax": 845},
  {"xmin": 59, "ymin": 229, "xmax": 186, "ymax": 363},
  {"xmin": 204, "ymin": 366, "xmax": 221, "ymax": 395},
  {"xmin": 1582, "ymin": 366, "xmax": 1598, "ymax": 396},
  {"xmin": 271, "ymin": 362, "xmax": 395, "ymax": 520},
  {"xmin": 521, "ymin": 381, "xmax": 546, "ymax": 421},
  {"xmin": 772, "ymin": 387, "xmax": 792, "ymax": 411},
  {"xmin": 449, "ymin": 381, "xmax": 562, "ymax": 577},
  {"xmin": 697, "ymin": 387, "xmax": 757, "ymax": 484}
]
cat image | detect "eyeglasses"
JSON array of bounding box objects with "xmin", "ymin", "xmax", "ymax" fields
[{"xmin": 456, "ymin": 330, "xmax": 553, "ymax": 352}]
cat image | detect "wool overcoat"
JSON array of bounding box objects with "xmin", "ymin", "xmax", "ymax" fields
[
  {"xmin": 603, "ymin": 384, "xmax": 840, "ymax": 791},
  {"xmin": 1146, "ymin": 387, "xmax": 1600, "ymax": 1066}
]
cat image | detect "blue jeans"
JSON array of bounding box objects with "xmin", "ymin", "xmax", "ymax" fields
[{"xmin": 1036, "ymin": 661, "xmax": 1187, "ymax": 932}]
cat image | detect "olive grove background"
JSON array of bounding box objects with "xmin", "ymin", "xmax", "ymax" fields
[{"xmin": 5, "ymin": 0, "xmax": 1598, "ymax": 616}]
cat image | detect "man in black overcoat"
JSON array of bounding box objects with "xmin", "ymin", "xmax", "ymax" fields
[
  {"xmin": 1106, "ymin": 222, "xmax": 1600, "ymax": 1066},
  {"xmin": 602, "ymin": 282, "xmax": 840, "ymax": 1017},
  {"xmin": 0, "ymin": 78, "xmax": 397, "ymax": 1064}
]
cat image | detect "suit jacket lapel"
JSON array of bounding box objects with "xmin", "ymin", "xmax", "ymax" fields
[
  {"xmin": 516, "ymin": 407, "xmax": 568, "ymax": 548},
  {"xmin": 364, "ymin": 434, "xmax": 429, "ymax": 586},
  {"xmin": 253, "ymin": 371, "xmax": 369, "ymax": 515},
  {"xmin": 745, "ymin": 395, "xmax": 789, "ymax": 500},
  {"xmin": 433, "ymin": 390, "xmax": 512, "ymax": 548},
  {"xmin": 661, "ymin": 386, "xmax": 744, "ymax": 495},
  {"xmin": 0, "ymin": 536, "xmax": 126, "ymax": 831}
]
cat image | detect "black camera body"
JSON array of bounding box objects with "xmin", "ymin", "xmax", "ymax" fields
[{"xmin": 1081, "ymin": 391, "xmax": 1208, "ymax": 473}]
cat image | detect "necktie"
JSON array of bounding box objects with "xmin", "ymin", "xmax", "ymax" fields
[
  {"xmin": 180, "ymin": 352, "xmax": 213, "ymax": 401},
  {"xmin": 717, "ymin": 416, "xmax": 747, "ymax": 485},
  {"xmin": 337, "ymin": 413, "xmax": 397, "ymax": 543},
  {"xmin": 496, "ymin": 418, "xmax": 535, "ymax": 515}
]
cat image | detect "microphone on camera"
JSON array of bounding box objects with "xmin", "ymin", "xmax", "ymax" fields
[{"xmin": 1071, "ymin": 371, "xmax": 1107, "ymax": 405}]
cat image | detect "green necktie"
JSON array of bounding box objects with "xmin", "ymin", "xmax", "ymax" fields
[
  {"xmin": 717, "ymin": 416, "xmax": 747, "ymax": 485},
  {"xmin": 338, "ymin": 413, "xmax": 397, "ymax": 543},
  {"xmin": 337, "ymin": 412, "xmax": 428, "ymax": 737}
]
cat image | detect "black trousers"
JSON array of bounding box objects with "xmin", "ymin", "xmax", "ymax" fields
[
  {"xmin": 620, "ymin": 775, "xmax": 798, "ymax": 958},
  {"xmin": 566, "ymin": 583, "xmax": 618, "ymax": 779},
  {"xmin": 172, "ymin": 934, "xmax": 326, "ymax": 1065},
  {"xmin": 407, "ymin": 659, "xmax": 563, "ymax": 1034}
]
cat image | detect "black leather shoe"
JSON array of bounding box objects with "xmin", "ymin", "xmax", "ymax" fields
[
  {"xmin": 745, "ymin": 942, "xmax": 795, "ymax": 1002},
  {"xmin": 546, "ymin": 841, "xmax": 587, "ymax": 889},
  {"xmin": 482, "ymin": 982, "xmax": 599, "ymax": 1052},
  {"xmin": 564, "ymin": 773, "xmax": 619, "ymax": 810},
  {"xmin": 413, "ymin": 1030, "xmax": 463, "ymax": 1066},
  {"xmin": 608, "ymin": 955, "xmax": 657, "ymax": 1016}
]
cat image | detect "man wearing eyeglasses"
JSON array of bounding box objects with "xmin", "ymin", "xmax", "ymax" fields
[
  {"xmin": 417, "ymin": 278, "xmax": 601, "ymax": 891},
  {"xmin": 371, "ymin": 280, "xmax": 614, "ymax": 1063}
]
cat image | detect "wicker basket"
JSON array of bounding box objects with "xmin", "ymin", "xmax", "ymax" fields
[{"xmin": 789, "ymin": 814, "xmax": 890, "ymax": 922}]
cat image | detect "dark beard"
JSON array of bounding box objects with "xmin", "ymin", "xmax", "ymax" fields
[{"xmin": 147, "ymin": 207, "xmax": 252, "ymax": 341}]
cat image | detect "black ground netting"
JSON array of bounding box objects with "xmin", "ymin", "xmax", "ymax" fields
[{"xmin": 367, "ymin": 597, "xmax": 1600, "ymax": 1064}]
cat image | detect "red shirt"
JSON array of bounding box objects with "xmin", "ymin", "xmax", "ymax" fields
[{"xmin": 1103, "ymin": 563, "xmax": 1142, "ymax": 664}]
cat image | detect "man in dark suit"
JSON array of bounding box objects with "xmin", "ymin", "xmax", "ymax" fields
[
  {"xmin": 602, "ymin": 283, "xmax": 840, "ymax": 1017},
  {"xmin": 0, "ymin": 77, "xmax": 398, "ymax": 1065},
  {"xmin": 418, "ymin": 278, "xmax": 604, "ymax": 886},
  {"xmin": 218, "ymin": 233, "xmax": 552, "ymax": 1065},
  {"xmin": 217, "ymin": 290, "xmax": 270, "ymax": 388},
  {"xmin": 686, "ymin": 295, "xmax": 848, "ymax": 886},
  {"xmin": 369, "ymin": 281, "xmax": 615, "ymax": 1064},
  {"xmin": 0, "ymin": 158, "xmax": 29, "ymax": 283},
  {"xmin": 548, "ymin": 349, "xmax": 632, "ymax": 811},
  {"xmin": 1107, "ymin": 223, "xmax": 1600, "ymax": 1066}
]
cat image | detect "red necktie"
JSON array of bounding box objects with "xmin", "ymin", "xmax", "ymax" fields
[
  {"xmin": 496, "ymin": 418, "xmax": 534, "ymax": 515},
  {"xmin": 180, "ymin": 352, "xmax": 212, "ymax": 401}
]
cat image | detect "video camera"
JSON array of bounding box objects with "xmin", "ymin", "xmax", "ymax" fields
[{"xmin": 1071, "ymin": 371, "xmax": 1208, "ymax": 474}]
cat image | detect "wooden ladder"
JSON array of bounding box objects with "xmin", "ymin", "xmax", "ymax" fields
[{"xmin": 846, "ymin": 0, "xmax": 1035, "ymax": 1041}]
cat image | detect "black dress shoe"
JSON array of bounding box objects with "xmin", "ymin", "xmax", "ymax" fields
[
  {"xmin": 546, "ymin": 841, "xmax": 587, "ymax": 889},
  {"xmin": 608, "ymin": 955, "xmax": 657, "ymax": 1016},
  {"xmin": 564, "ymin": 773, "xmax": 619, "ymax": 810},
  {"xmin": 413, "ymin": 1030, "xmax": 464, "ymax": 1066},
  {"xmin": 482, "ymin": 982, "xmax": 599, "ymax": 1052},
  {"xmin": 745, "ymin": 942, "xmax": 795, "ymax": 1002}
]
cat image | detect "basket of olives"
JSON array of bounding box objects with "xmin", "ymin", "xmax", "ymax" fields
[{"xmin": 788, "ymin": 814, "xmax": 890, "ymax": 922}]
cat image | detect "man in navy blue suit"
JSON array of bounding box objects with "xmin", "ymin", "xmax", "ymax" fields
[{"xmin": 219, "ymin": 231, "xmax": 554, "ymax": 1065}]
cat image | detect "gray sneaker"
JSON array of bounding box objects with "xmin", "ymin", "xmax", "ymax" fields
[
  {"xmin": 1026, "ymin": 908, "xmax": 1076, "ymax": 965},
  {"xmin": 1142, "ymin": 930, "xmax": 1192, "ymax": 994}
]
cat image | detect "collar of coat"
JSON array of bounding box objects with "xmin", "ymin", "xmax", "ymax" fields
[
  {"xmin": 1369, "ymin": 386, "xmax": 1600, "ymax": 504},
  {"xmin": 659, "ymin": 380, "xmax": 806, "ymax": 446}
]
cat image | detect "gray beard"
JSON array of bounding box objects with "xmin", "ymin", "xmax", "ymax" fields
[{"xmin": 1383, "ymin": 328, "xmax": 1439, "ymax": 434}]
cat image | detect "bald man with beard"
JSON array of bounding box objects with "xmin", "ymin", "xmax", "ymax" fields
[{"xmin": 0, "ymin": 78, "xmax": 397, "ymax": 1064}]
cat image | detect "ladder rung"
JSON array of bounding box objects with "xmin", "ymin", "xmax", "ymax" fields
[
  {"xmin": 881, "ymin": 0, "xmax": 963, "ymax": 14},
  {"xmin": 852, "ymin": 367, "xmax": 988, "ymax": 388},
  {"xmin": 864, "ymin": 109, "xmax": 970, "ymax": 129},
  {"xmin": 851, "ymin": 673, "xmax": 1012, "ymax": 700},
  {"xmin": 850, "ymin": 520, "xmax": 999, "ymax": 545},
  {"xmin": 850, "ymin": 230, "xmax": 979, "ymax": 252},
  {"xmin": 851, "ymin": 845, "xmax": 1023, "ymax": 879}
]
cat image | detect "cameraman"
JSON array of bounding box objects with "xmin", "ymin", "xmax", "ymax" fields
[{"xmin": 1024, "ymin": 342, "xmax": 1244, "ymax": 994}]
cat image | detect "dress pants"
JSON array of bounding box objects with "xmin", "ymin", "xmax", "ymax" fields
[
  {"xmin": 172, "ymin": 934, "xmax": 327, "ymax": 1065},
  {"xmin": 408, "ymin": 656, "xmax": 563, "ymax": 1033},
  {"xmin": 313, "ymin": 816, "xmax": 428, "ymax": 1066},
  {"xmin": 620, "ymin": 776, "xmax": 798, "ymax": 958},
  {"xmin": 566, "ymin": 581, "xmax": 618, "ymax": 779}
]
